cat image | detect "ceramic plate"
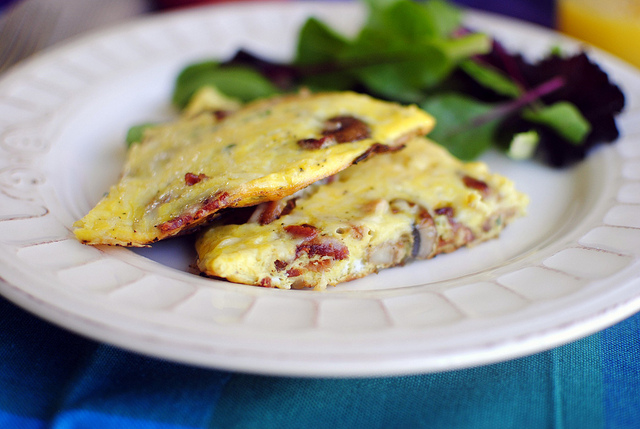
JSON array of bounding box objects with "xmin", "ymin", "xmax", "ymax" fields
[{"xmin": 1, "ymin": 2, "xmax": 639, "ymax": 377}]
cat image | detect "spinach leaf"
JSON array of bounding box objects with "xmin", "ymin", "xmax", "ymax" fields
[
  {"xmin": 125, "ymin": 122, "xmax": 156, "ymax": 147},
  {"xmin": 421, "ymin": 94, "xmax": 498, "ymax": 160},
  {"xmin": 459, "ymin": 59, "xmax": 522, "ymax": 98},
  {"xmin": 173, "ymin": 63, "xmax": 279, "ymax": 109},
  {"xmin": 168, "ymin": 0, "xmax": 625, "ymax": 167},
  {"xmin": 295, "ymin": 17, "xmax": 350, "ymax": 65},
  {"xmin": 523, "ymin": 101, "xmax": 591, "ymax": 144}
]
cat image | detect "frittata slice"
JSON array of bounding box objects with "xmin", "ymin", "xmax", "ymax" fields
[
  {"xmin": 196, "ymin": 138, "xmax": 529, "ymax": 290},
  {"xmin": 74, "ymin": 91, "xmax": 434, "ymax": 246}
]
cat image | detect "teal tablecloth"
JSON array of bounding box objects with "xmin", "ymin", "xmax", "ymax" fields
[
  {"xmin": 2, "ymin": 295, "xmax": 640, "ymax": 428},
  {"xmin": 2, "ymin": 0, "xmax": 640, "ymax": 427}
]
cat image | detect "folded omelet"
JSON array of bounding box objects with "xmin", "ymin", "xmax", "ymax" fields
[
  {"xmin": 74, "ymin": 91, "xmax": 435, "ymax": 246},
  {"xmin": 196, "ymin": 137, "xmax": 528, "ymax": 290}
]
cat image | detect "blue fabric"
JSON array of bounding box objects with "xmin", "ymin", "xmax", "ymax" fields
[
  {"xmin": 603, "ymin": 316, "xmax": 640, "ymax": 428},
  {"xmin": 212, "ymin": 336, "xmax": 602, "ymax": 429},
  {"xmin": 3, "ymin": 294, "xmax": 640, "ymax": 428}
]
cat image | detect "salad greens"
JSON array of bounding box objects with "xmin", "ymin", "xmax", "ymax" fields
[{"xmin": 170, "ymin": 0, "xmax": 625, "ymax": 167}]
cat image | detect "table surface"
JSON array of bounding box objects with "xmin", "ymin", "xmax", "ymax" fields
[{"xmin": 1, "ymin": 1, "xmax": 639, "ymax": 428}]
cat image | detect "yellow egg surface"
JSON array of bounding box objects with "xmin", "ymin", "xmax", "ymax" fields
[
  {"xmin": 196, "ymin": 137, "xmax": 529, "ymax": 290},
  {"xmin": 73, "ymin": 91, "xmax": 435, "ymax": 246}
]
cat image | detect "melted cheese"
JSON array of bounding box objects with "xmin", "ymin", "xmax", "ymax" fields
[
  {"xmin": 74, "ymin": 91, "xmax": 434, "ymax": 246},
  {"xmin": 196, "ymin": 138, "xmax": 529, "ymax": 290}
]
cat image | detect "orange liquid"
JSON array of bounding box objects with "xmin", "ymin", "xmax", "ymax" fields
[{"xmin": 557, "ymin": 0, "xmax": 640, "ymax": 69}]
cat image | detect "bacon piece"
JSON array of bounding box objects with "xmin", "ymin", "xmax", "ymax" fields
[
  {"xmin": 279, "ymin": 223, "xmax": 350, "ymax": 281},
  {"xmin": 158, "ymin": 191, "xmax": 231, "ymax": 233},
  {"xmin": 352, "ymin": 143, "xmax": 402, "ymax": 164},
  {"xmin": 213, "ymin": 110, "xmax": 232, "ymax": 121},
  {"xmin": 285, "ymin": 224, "xmax": 349, "ymax": 261},
  {"xmin": 259, "ymin": 277, "xmax": 273, "ymax": 288},
  {"xmin": 284, "ymin": 224, "xmax": 319, "ymax": 240},
  {"xmin": 297, "ymin": 115, "xmax": 371, "ymax": 150},
  {"xmin": 462, "ymin": 175, "xmax": 490, "ymax": 196},
  {"xmin": 304, "ymin": 258, "xmax": 334, "ymax": 272},
  {"xmin": 157, "ymin": 214, "xmax": 193, "ymax": 234},
  {"xmin": 256, "ymin": 201, "xmax": 282, "ymax": 225},
  {"xmin": 300, "ymin": 242, "xmax": 340, "ymax": 259},
  {"xmin": 286, "ymin": 268, "xmax": 302, "ymax": 278},
  {"xmin": 435, "ymin": 206, "xmax": 454, "ymax": 217},
  {"xmin": 322, "ymin": 116, "xmax": 371, "ymax": 143},
  {"xmin": 297, "ymin": 136, "xmax": 337, "ymax": 150},
  {"xmin": 434, "ymin": 205, "xmax": 475, "ymax": 253},
  {"xmin": 249, "ymin": 199, "xmax": 297, "ymax": 225},
  {"xmin": 280, "ymin": 198, "xmax": 297, "ymax": 218},
  {"xmin": 297, "ymin": 237, "xmax": 349, "ymax": 260},
  {"xmin": 195, "ymin": 192, "xmax": 232, "ymax": 218},
  {"xmin": 184, "ymin": 172, "xmax": 208, "ymax": 186}
]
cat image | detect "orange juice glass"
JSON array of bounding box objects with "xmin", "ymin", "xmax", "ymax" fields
[{"xmin": 557, "ymin": 0, "xmax": 640, "ymax": 69}]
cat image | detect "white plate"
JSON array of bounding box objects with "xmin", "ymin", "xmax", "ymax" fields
[{"xmin": 1, "ymin": 2, "xmax": 639, "ymax": 377}]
